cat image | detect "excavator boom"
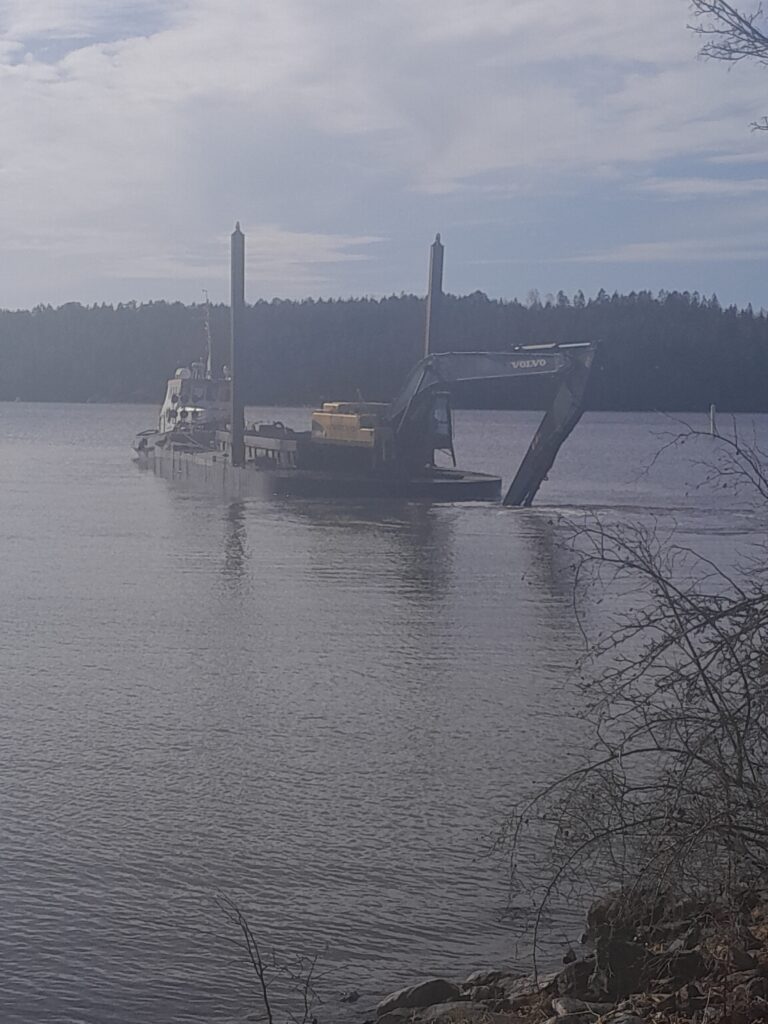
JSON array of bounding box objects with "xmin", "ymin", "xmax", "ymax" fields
[
  {"xmin": 502, "ymin": 343, "xmax": 596, "ymax": 506},
  {"xmin": 387, "ymin": 342, "xmax": 597, "ymax": 505},
  {"xmin": 388, "ymin": 347, "xmax": 570, "ymax": 431}
]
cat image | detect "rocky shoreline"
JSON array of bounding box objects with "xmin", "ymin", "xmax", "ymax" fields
[{"xmin": 358, "ymin": 889, "xmax": 768, "ymax": 1024}]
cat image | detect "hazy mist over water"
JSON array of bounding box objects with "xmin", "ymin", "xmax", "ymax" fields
[{"xmin": 0, "ymin": 403, "xmax": 764, "ymax": 1023}]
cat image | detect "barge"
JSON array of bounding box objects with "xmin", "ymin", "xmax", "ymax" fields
[{"xmin": 135, "ymin": 227, "xmax": 596, "ymax": 506}]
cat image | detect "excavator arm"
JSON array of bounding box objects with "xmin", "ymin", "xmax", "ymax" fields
[
  {"xmin": 502, "ymin": 343, "xmax": 596, "ymax": 506},
  {"xmin": 387, "ymin": 342, "xmax": 597, "ymax": 506}
]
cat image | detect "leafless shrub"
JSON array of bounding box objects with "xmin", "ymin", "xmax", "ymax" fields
[
  {"xmin": 216, "ymin": 894, "xmax": 325, "ymax": 1024},
  {"xmin": 503, "ymin": 422, "xmax": 768, "ymax": 960}
]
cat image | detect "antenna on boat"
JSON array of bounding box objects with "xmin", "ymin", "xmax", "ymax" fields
[
  {"xmin": 202, "ymin": 289, "xmax": 213, "ymax": 379},
  {"xmin": 424, "ymin": 232, "xmax": 444, "ymax": 358},
  {"xmin": 229, "ymin": 222, "xmax": 246, "ymax": 468}
]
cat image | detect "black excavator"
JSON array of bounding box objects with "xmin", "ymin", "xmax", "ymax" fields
[{"xmin": 303, "ymin": 235, "xmax": 597, "ymax": 505}]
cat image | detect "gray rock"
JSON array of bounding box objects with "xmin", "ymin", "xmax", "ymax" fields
[
  {"xmin": 420, "ymin": 1001, "xmax": 500, "ymax": 1023},
  {"xmin": 602, "ymin": 1015, "xmax": 646, "ymax": 1024},
  {"xmin": 466, "ymin": 985, "xmax": 498, "ymax": 1003},
  {"xmin": 462, "ymin": 968, "xmax": 506, "ymax": 988},
  {"xmin": 499, "ymin": 970, "xmax": 559, "ymax": 999},
  {"xmin": 747, "ymin": 975, "xmax": 768, "ymax": 999},
  {"xmin": 542, "ymin": 1016, "xmax": 594, "ymax": 1024},
  {"xmin": 552, "ymin": 996, "xmax": 615, "ymax": 1016},
  {"xmin": 664, "ymin": 937, "xmax": 685, "ymax": 954},
  {"xmin": 741, "ymin": 926, "xmax": 762, "ymax": 950},
  {"xmin": 593, "ymin": 940, "xmax": 646, "ymax": 999},
  {"xmin": 663, "ymin": 948, "xmax": 706, "ymax": 981},
  {"xmin": 553, "ymin": 996, "xmax": 586, "ymax": 1014},
  {"xmin": 585, "ymin": 893, "xmax": 629, "ymax": 939},
  {"xmin": 612, "ymin": 1003, "xmax": 648, "ymax": 1017},
  {"xmin": 726, "ymin": 969, "xmax": 759, "ymax": 984},
  {"xmin": 701, "ymin": 1009, "xmax": 722, "ymax": 1024},
  {"xmin": 376, "ymin": 979, "xmax": 462, "ymax": 1017},
  {"xmin": 729, "ymin": 946, "xmax": 758, "ymax": 971},
  {"xmin": 377, "ymin": 1011, "xmax": 418, "ymax": 1024},
  {"xmin": 552, "ymin": 960, "xmax": 595, "ymax": 998},
  {"xmin": 553, "ymin": 1016, "xmax": 597, "ymax": 1024}
]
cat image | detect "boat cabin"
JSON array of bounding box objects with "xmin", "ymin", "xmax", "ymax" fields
[{"xmin": 158, "ymin": 365, "xmax": 231, "ymax": 434}]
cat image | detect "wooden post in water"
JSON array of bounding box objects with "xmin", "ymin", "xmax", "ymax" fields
[
  {"xmin": 229, "ymin": 222, "xmax": 246, "ymax": 468},
  {"xmin": 710, "ymin": 403, "xmax": 718, "ymax": 437},
  {"xmin": 424, "ymin": 233, "xmax": 444, "ymax": 358}
]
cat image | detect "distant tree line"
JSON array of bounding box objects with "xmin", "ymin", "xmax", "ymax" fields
[{"xmin": 1, "ymin": 289, "xmax": 766, "ymax": 411}]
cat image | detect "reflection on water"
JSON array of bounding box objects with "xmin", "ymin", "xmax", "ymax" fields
[
  {"xmin": 223, "ymin": 500, "xmax": 248, "ymax": 581},
  {"xmin": 518, "ymin": 512, "xmax": 576, "ymax": 603},
  {"xmin": 0, "ymin": 403, "xmax": 766, "ymax": 1024},
  {"xmin": 293, "ymin": 500, "xmax": 456, "ymax": 604},
  {"xmin": 394, "ymin": 505, "xmax": 455, "ymax": 603}
]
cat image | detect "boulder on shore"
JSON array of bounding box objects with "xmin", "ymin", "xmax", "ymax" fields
[
  {"xmin": 462, "ymin": 968, "xmax": 508, "ymax": 988},
  {"xmin": 368, "ymin": 888, "xmax": 768, "ymax": 1024},
  {"xmin": 419, "ymin": 1000, "xmax": 508, "ymax": 1022},
  {"xmin": 376, "ymin": 979, "xmax": 461, "ymax": 1017}
]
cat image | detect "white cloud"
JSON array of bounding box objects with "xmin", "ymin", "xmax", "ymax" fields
[
  {"xmin": 636, "ymin": 176, "xmax": 768, "ymax": 198},
  {"xmin": 110, "ymin": 226, "xmax": 382, "ymax": 290},
  {"xmin": 571, "ymin": 238, "xmax": 768, "ymax": 264},
  {"xmin": 0, "ymin": 0, "xmax": 767, "ymax": 304},
  {"xmin": 707, "ymin": 149, "xmax": 768, "ymax": 165},
  {"xmin": 0, "ymin": 0, "xmax": 185, "ymax": 45}
]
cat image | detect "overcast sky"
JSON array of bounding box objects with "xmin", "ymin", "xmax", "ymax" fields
[{"xmin": 2, "ymin": 0, "xmax": 768, "ymax": 308}]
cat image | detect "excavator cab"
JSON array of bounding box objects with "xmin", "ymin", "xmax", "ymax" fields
[{"xmin": 395, "ymin": 388, "xmax": 456, "ymax": 471}]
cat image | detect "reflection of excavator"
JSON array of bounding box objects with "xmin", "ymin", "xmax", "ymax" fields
[{"xmin": 138, "ymin": 228, "xmax": 597, "ymax": 505}]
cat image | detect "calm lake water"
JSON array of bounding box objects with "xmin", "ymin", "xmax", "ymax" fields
[{"xmin": 0, "ymin": 403, "xmax": 764, "ymax": 1024}]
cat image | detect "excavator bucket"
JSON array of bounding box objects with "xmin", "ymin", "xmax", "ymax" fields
[{"xmin": 503, "ymin": 345, "xmax": 596, "ymax": 507}]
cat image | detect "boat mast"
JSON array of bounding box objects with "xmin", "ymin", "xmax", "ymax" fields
[
  {"xmin": 203, "ymin": 289, "xmax": 213, "ymax": 379},
  {"xmin": 424, "ymin": 232, "xmax": 444, "ymax": 358},
  {"xmin": 229, "ymin": 223, "xmax": 246, "ymax": 468}
]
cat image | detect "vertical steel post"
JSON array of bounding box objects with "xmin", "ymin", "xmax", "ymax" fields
[
  {"xmin": 229, "ymin": 222, "xmax": 246, "ymax": 468},
  {"xmin": 424, "ymin": 233, "xmax": 444, "ymax": 358}
]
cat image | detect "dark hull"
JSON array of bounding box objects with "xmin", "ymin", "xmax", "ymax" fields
[{"xmin": 135, "ymin": 447, "xmax": 501, "ymax": 502}]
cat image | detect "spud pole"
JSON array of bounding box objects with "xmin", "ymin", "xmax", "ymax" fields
[{"xmin": 229, "ymin": 222, "xmax": 246, "ymax": 468}]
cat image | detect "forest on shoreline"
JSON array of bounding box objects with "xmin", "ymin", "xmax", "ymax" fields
[{"xmin": 1, "ymin": 288, "xmax": 767, "ymax": 411}]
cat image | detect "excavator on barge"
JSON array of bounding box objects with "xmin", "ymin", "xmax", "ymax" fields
[{"xmin": 134, "ymin": 227, "xmax": 596, "ymax": 505}]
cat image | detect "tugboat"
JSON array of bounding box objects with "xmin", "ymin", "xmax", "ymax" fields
[
  {"xmin": 133, "ymin": 362, "xmax": 231, "ymax": 457},
  {"xmin": 134, "ymin": 288, "xmax": 232, "ymax": 457},
  {"xmin": 135, "ymin": 228, "xmax": 596, "ymax": 505}
]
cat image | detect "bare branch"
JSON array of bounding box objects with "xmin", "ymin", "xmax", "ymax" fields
[
  {"xmin": 501, "ymin": 424, "xmax": 768, "ymax": 957},
  {"xmin": 690, "ymin": 1, "xmax": 768, "ymax": 62},
  {"xmin": 215, "ymin": 895, "xmax": 324, "ymax": 1024},
  {"xmin": 689, "ymin": 1, "xmax": 768, "ymax": 124}
]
